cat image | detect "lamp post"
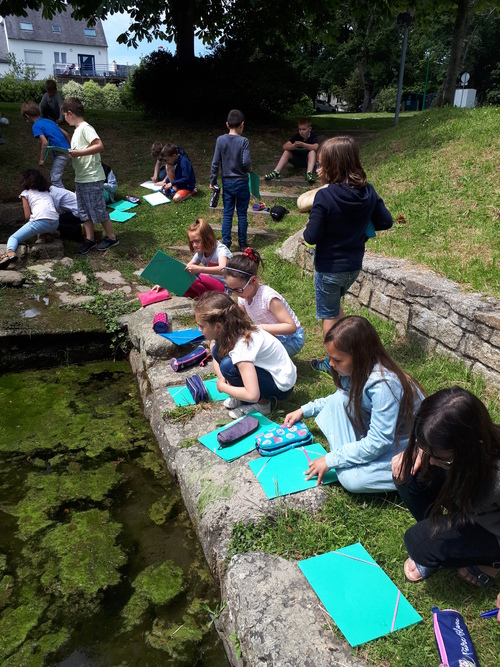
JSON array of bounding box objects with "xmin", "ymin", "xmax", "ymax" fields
[{"xmin": 395, "ymin": 12, "xmax": 414, "ymax": 127}]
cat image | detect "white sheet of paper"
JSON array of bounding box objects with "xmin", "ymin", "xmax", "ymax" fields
[
  {"xmin": 140, "ymin": 181, "xmax": 163, "ymax": 191},
  {"xmin": 143, "ymin": 192, "xmax": 171, "ymax": 206}
]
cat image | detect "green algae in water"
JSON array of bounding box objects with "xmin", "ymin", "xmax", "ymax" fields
[{"xmin": 0, "ymin": 361, "xmax": 227, "ymax": 667}]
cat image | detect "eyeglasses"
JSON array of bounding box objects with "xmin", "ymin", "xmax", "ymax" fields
[
  {"xmin": 230, "ymin": 276, "xmax": 252, "ymax": 294},
  {"xmin": 418, "ymin": 445, "xmax": 453, "ymax": 468}
]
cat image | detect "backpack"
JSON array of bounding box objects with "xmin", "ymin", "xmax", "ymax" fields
[
  {"xmin": 270, "ymin": 206, "xmax": 289, "ymax": 222},
  {"xmin": 256, "ymin": 421, "xmax": 313, "ymax": 456}
]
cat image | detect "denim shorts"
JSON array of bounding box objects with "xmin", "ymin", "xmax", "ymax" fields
[{"xmin": 314, "ymin": 270, "xmax": 360, "ymax": 319}]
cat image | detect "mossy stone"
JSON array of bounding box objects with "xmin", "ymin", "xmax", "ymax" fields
[
  {"xmin": 148, "ymin": 495, "xmax": 178, "ymax": 525},
  {"xmin": 146, "ymin": 614, "xmax": 205, "ymax": 659},
  {"xmin": 0, "ymin": 597, "xmax": 47, "ymax": 660}
]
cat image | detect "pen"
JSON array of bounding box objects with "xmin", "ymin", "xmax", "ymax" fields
[
  {"xmin": 302, "ymin": 446, "xmax": 323, "ymax": 485},
  {"xmin": 480, "ymin": 608, "xmax": 499, "ymax": 619}
]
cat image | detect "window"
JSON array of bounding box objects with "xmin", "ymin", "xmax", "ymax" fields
[
  {"xmin": 61, "ymin": 52, "xmax": 66, "ymax": 64},
  {"xmin": 54, "ymin": 52, "xmax": 59, "ymax": 63},
  {"xmin": 20, "ymin": 22, "xmax": 33, "ymax": 31},
  {"xmin": 52, "ymin": 25, "xmax": 61, "ymax": 32},
  {"xmin": 24, "ymin": 50, "xmax": 43, "ymax": 66},
  {"xmin": 84, "ymin": 28, "xmax": 96, "ymax": 36}
]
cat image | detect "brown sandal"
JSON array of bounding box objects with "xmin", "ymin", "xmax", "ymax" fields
[{"xmin": 0, "ymin": 252, "xmax": 18, "ymax": 269}]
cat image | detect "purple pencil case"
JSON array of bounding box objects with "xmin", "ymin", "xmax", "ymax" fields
[
  {"xmin": 170, "ymin": 345, "xmax": 209, "ymax": 372},
  {"xmin": 217, "ymin": 415, "xmax": 260, "ymax": 449}
]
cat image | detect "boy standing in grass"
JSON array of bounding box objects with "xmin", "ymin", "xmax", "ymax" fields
[
  {"xmin": 265, "ymin": 118, "xmax": 318, "ymax": 183},
  {"xmin": 210, "ymin": 109, "xmax": 251, "ymax": 251},
  {"xmin": 60, "ymin": 97, "xmax": 118, "ymax": 255},
  {"xmin": 21, "ymin": 101, "xmax": 70, "ymax": 188}
]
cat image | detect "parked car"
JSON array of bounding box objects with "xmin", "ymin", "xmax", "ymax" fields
[{"xmin": 314, "ymin": 99, "xmax": 337, "ymax": 113}]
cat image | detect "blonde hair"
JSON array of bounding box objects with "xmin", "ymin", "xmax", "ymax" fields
[
  {"xmin": 318, "ymin": 136, "xmax": 367, "ymax": 188},
  {"xmin": 21, "ymin": 100, "xmax": 40, "ymax": 119},
  {"xmin": 195, "ymin": 292, "xmax": 256, "ymax": 357},
  {"xmin": 187, "ymin": 218, "xmax": 217, "ymax": 254}
]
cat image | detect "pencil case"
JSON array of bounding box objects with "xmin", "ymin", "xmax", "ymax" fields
[
  {"xmin": 138, "ymin": 288, "xmax": 171, "ymax": 307},
  {"xmin": 185, "ymin": 374, "xmax": 209, "ymax": 404},
  {"xmin": 170, "ymin": 345, "xmax": 209, "ymax": 372},
  {"xmin": 152, "ymin": 312, "xmax": 170, "ymax": 333},
  {"xmin": 432, "ymin": 606, "xmax": 481, "ymax": 667},
  {"xmin": 256, "ymin": 422, "xmax": 313, "ymax": 456},
  {"xmin": 217, "ymin": 415, "xmax": 260, "ymax": 449}
]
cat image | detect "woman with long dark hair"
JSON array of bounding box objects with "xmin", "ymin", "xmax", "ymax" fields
[{"xmin": 393, "ymin": 386, "xmax": 500, "ymax": 587}]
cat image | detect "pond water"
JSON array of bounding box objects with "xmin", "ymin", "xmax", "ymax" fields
[{"xmin": 0, "ymin": 361, "xmax": 228, "ymax": 667}]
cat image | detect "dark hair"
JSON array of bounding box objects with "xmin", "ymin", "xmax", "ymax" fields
[
  {"xmin": 225, "ymin": 248, "xmax": 263, "ymax": 280},
  {"xmin": 60, "ymin": 97, "xmax": 84, "ymax": 117},
  {"xmin": 324, "ymin": 316, "xmax": 423, "ymax": 439},
  {"xmin": 20, "ymin": 169, "xmax": 50, "ymax": 192},
  {"xmin": 400, "ymin": 386, "xmax": 500, "ymax": 520},
  {"xmin": 298, "ymin": 118, "xmax": 312, "ymax": 127},
  {"xmin": 187, "ymin": 218, "xmax": 216, "ymax": 254},
  {"xmin": 195, "ymin": 291, "xmax": 255, "ymax": 357},
  {"xmin": 45, "ymin": 79, "xmax": 57, "ymax": 92},
  {"xmin": 160, "ymin": 143, "xmax": 178, "ymax": 159},
  {"xmin": 318, "ymin": 136, "xmax": 367, "ymax": 188},
  {"xmin": 227, "ymin": 109, "xmax": 245, "ymax": 128},
  {"xmin": 21, "ymin": 100, "xmax": 40, "ymax": 119},
  {"xmin": 151, "ymin": 141, "xmax": 163, "ymax": 159}
]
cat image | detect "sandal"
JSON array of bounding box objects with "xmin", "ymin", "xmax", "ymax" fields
[
  {"xmin": 457, "ymin": 565, "xmax": 498, "ymax": 589},
  {"xmin": 0, "ymin": 252, "xmax": 18, "ymax": 270},
  {"xmin": 404, "ymin": 558, "xmax": 438, "ymax": 583}
]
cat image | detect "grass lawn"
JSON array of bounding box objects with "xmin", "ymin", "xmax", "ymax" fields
[{"xmin": 1, "ymin": 102, "xmax": 500, "ymax": 665}]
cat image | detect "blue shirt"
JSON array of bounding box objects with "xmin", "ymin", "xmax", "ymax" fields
[{"xmin": 32, "ymin": 118, "xmax": 70, "ymax": 158}]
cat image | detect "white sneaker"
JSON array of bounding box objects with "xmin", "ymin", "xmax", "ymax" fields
[
  {"xmin": 228, "ymin": 401, "xmax": 271, "ymax": 419},
  {"xmin": 0, "ymin": 117, "xmax": 9, "ymax": 125},
  {"xmin": 224, "ymin": 397, "xmax": 242, "ymax": 409}
]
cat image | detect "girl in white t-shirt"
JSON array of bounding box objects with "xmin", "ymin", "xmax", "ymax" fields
[
  {"xmin": 223, "ymin": 248, "xmax": 305, "ymax": 357},
  {"xmin": 0, "ymin": 169, "xmax": 59, "ymax": 269},
  {"xmin": 183, "ymin": 218, "xmax": 232, "ymax": 298},
  {"xmin": 195, "ymin": 291, "xmax": 297, "ymax": 418}
]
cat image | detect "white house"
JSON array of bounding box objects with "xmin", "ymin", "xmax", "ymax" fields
[{"xmin": 0, "ymin": 7, "xmax": 108, "ymax": 79}]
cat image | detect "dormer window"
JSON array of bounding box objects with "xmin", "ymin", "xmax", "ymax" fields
[
  {"xmin": 20, "ymin": 22, "xmax": 33, "ymax": 31},
  {"xmin": 84, "ymin": 28, "xmax": 96, "ymax": 36},
  {"xmin": 52, "ymin": 25, "xmax": 61, "ymax": 32}
]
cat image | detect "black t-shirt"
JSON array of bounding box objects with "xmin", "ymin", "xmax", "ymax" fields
[{"xmin": 289, "ymin": 131, "xmax": 318, "ymax": 147}]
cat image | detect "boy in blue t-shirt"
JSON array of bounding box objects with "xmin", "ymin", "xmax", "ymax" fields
[
  {"xmin": 21, "ymin": 100, "xmax": 70, "ymax": 188},
  {"xmin": 210, "ymin": 109, "xmax": 251, "ymax": 250}
]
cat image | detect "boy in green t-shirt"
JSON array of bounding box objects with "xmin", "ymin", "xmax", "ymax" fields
[{"xmin": 60, "ymin": 97, "xmax": 118, "ymax": 255}]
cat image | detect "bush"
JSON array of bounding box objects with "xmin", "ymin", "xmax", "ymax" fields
[
  {"xmin": 61, "ymin": 80, "xmax": 84, "ymax": 101},
  {"xmin": 118, "ymin": 79, "xmax": 137, "ymax": 110},
  {"xmin": 131, "ymin": 43, "xmax": 315, "ymax": 121},
  {"xmin": 342, "ymin": 69, "xmax": 364, "ymax": 112},
  {"xmin": 0, "ymin": 73, "xmax": 45, "ymax": 102},
  {"xmin": 373, "ymin": 86, "xmax": 398, "ymax": 112},
  {"xmin": 102, "ymin": 83, "xmax": 123, "ymax": 110},
  {"xmin": 286, "ymin": 94, "xmax": 315, "ymax": 119},
  {"xmin": 83, "ymin": 80, "xmax": 104, "ymax": 109}
]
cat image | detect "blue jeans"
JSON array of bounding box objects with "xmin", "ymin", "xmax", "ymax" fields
[
  {"xmin": 222, "ymin": 179, "xmax": 250, "ymax": 249},
  {"xmin": 7, "ymin": 218, "xmax": 59, "ymax": 252},
  {"xmin": 276, "ymin": 326, "xmax": 305, "ymax": 357},
  {"xmin": 397, "ymin": 471, "xmax": 500, "ymax": 571},
  {"xmin": 213, "ymin": 344, "xmax": 293, "ymax": 402},
  {"xmin": 51, "ymin": 155, "xmax": 68, "ymax": 189},
  {"xmin": 314, "ymin": 270, "xmax": 360, "ymax": 319}
]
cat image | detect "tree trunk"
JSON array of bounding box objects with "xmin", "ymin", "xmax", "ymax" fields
[
  {"xmin": 170, "ymin": 0, "xmax": 196, "ymax": 63},
  {"xmin": 440, "ymin": 0, "xmax": 474, "ymax": 106},
  {"xmin": 357, "ymin": 60, "xmax": 372, "ymax": 111}
]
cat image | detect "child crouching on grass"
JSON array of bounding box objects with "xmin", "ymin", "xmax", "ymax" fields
[
  {"xmin": 284, "ymin": 316, "xmax": 423, "ymax": 493},
  {"xmin": 223, "ymin": 248, "xmax": 305, "ymax": 357},
  {"xmin": 0, "ymin": 169, "xmax": 58, "ymax": 269},
  {"xmin": 60, "ymin": 97, "xmax": 118, "ymax": 255},
  {"xmin": 195, "ymin": 292, "xmax": 297, "ymax": 419},
  {"xmin": 158, "ymin": 143, "xmax": 196, "ymax": 202}
]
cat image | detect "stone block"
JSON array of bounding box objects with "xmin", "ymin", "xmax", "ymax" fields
[
  {"xmin": 463, "ymin": 336, "xmax": 500, "ymax": 372},
  {"xmin": 389, "ymin": 300, "xmax": 410, "ymax": 328},
  {"xmin": 370, "ymin": 289, "xmax": 391, "ymax": 316},
  {"xmin": 29, "ymin": 239, "xmax": 64, "ymax": 261},
  {"xmin": 404, "ymin": 278, "xmax": 437, "ymax": 298},
  {"xmin": 357, "ymin": 280, "xmax": 372, "ymax": 307},
  {"xmin": 470, "ymin": 361, "xmax": 500, "ymax": 390},
  {"xmin": 60, "ymin": 257, "xmax": 74, "ymax": 268},
  {"xmin": 476, "ymin": 324, "xmax": 493, "ymax": 342},
  {"xmin": 490, "ymin": 330, "xmax": 500, "ymax": 349},
  {"xmin": 447, "ymin": 292, "xmax": 489, "ymax": 320},
  {"xmin": 0, "ymin": 270, "xmax": 25, "ymax": 287},
  {"xmin": 58, "ymin": 292, "xmax": 94, "ymax": 306},
  {"xmin": 384, "ymin": 283, "xmax": 404, "ymax": 299},
  {"xmin": 476, "ymin": 311, "xmax": 500, "ymax": 329},
  {"xmin": 411, "ymin": 306, "xmax": 463, "ymax": 349}
]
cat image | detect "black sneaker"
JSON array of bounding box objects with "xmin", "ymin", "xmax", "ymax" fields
[
  {"xmin": 264, "ymin": 169, "xmax": 280, "ymax": 181},
  {"xmin": 97, "ymin": 236, "xmax": 119, "ymax": 251},
  {"xmin": 78, "ymin": 239, "xmax": 97, "ymax": 255}
]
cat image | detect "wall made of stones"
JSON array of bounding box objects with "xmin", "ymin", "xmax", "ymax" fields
[{"xmin": 278, "ymin": 231, "xmax": 500, "ymax": 390}]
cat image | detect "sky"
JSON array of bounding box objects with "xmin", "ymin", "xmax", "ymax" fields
[{"xmin": 101, "ymin": 12, "xmax": 208, "ymax": 65}]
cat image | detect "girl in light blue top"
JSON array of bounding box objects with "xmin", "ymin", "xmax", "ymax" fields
[{"xmin": 284, "ymin": 316, "xmax": 424, "ymax": 493}]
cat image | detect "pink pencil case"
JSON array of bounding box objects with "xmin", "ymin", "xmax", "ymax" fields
[{"xmin": 138, "ymin": 288, "xmax": 171, "ymax": 307}]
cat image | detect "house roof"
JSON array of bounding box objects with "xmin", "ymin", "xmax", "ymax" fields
[{"xmin": 3, "ymin": 7, "xmax": 107, "ymax": 48}]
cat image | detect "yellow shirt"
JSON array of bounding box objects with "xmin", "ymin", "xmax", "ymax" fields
[{"xmin": 71, "ymin": 121, "xmax": 105, "ymax": 183}]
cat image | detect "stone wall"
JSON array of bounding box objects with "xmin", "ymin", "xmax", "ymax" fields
[{"xmin": 278, "ymin": 230, "xmax": 500, "ymax": 390}]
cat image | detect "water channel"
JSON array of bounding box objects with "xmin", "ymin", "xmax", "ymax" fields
[{"xmin": 0, "ymin": 360, "xmax": 228, "ymax": 666}]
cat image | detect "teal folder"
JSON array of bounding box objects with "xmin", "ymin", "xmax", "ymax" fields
[
  {"xmin": 198, "ymin": 412, "xmax": 279, "ymax": 462},
  {"xmin": 168, "ymin": 378, "xmax": 229, "ymax": 406},
  {"xmin": 298, "ymin": 543, "xmax": 422, "ymax": 646},
  {"xmin": 248, "ymin": 443, "xmax": 337, "ymax": 499},
  {"xmin": 141, "ymin": 250, "xmax": 195, "ymax": 295}
]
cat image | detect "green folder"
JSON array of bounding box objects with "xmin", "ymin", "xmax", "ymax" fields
[
  {"xmin": 248, "ymin": 172, "xmax": 260, "ymax": 200},
  {"xmin": 43, "ymin": 145, "xmax": 69, "ymax": 161},
  {"xmin": 141, "ymin": 250, "xmax": 195, "ymax": 295},
  {"xmin": 298, "ymin": 543, "xmax": 422, "ymax": 646}
]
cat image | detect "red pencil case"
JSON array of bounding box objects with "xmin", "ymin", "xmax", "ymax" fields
[{"xmin": 138, "ymin": 288, "xmax": 171, "ymax": 307}]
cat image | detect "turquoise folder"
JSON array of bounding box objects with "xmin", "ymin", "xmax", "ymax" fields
[{"xmin": 198, "ymin": 412, "xmax": 278, "ymax": 462}]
